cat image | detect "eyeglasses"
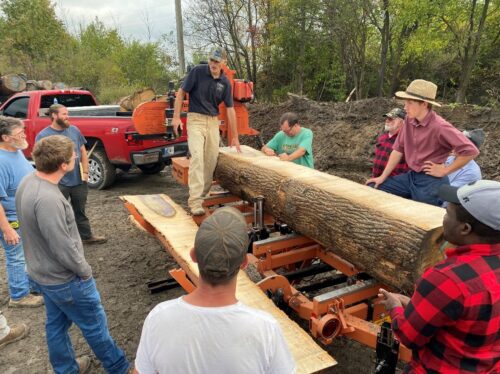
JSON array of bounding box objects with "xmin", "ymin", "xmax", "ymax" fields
[{"xmin": 9, "ymin": 129, "xmax": 26, "ymax": 138}]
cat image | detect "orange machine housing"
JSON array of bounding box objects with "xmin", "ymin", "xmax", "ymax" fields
[{"xmin": 217, "ymin": 64, "xmax": 259, "ymax": 141}]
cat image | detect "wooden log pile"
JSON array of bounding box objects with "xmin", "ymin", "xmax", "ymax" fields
[
  {"xmin": 1, "ymin": 74, "xmax": 67, "ymax": 96},
  {"xmin": 214, "ymin": 146, "xmax": 446, "ymax": 293}
]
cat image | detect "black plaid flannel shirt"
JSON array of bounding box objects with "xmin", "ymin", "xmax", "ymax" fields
[
  {"xmin": 372, "ymin": 131, "xmax": 409, "ymax": 178},
  {"xmin": 390, "ymin": 243, "xmax": 500, "ymax": 373}
]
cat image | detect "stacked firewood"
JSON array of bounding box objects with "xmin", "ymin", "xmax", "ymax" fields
[{"xmin": 0, "ymin": 73, "xmax": 67, "ymax": 96}]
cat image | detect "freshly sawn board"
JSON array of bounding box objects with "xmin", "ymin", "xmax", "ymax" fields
[{"xmin": 121, "ymin": 194, "xmax": 336, "ymax": 374}]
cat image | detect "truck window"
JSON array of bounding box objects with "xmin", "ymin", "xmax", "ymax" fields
[
  {"xmin": 2, "ymin": 97, "xmax": 29, "ymax": 118},
  {"xmin": 40, "ymin": 94, "xmax": 96, "ymax": 109}
]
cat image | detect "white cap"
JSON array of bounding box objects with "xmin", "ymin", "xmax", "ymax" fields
[{"xmin": 439, "ymin": 180, "xmax": 500, "ymax": 230}]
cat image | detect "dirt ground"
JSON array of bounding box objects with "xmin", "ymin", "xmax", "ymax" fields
[
  {"xmin": 1, "ymin": 168, "xmax": 376, "ymax": 374},
  {"xmin": 1, "ymin": 98, "xmax": 498, "ymax": 373}
]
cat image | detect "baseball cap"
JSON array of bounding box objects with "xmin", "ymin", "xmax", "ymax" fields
[
  {"xmin": 209, "ymin": 47, "xmax": 224, "ymax": 62},
  {"xmin": 463, "ymin": 129, "xmax": 485, "ymax": 149},
  {"xmin": 439, "ymin": 180, "xmax": 500, "ymax": 230},
  {"xmin": 383, "ymin": 108, "xmax": 406, "ymax": 119},
  {"xmin": 194, "ymin": 207, "xmax": 249, "ymax": 282}
]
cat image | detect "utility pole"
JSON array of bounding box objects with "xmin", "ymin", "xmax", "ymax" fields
[{"xmin": 175, "ymin": 0, "xmax": 186, "ymax": 75}]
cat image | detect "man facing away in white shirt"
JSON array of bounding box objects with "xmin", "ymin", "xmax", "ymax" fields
[{"xmin": 134, "ymin": 207, "xmax": 296, "ymax": 374}]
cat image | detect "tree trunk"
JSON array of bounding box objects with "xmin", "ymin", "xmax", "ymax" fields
[
  {"xmin": 215, "ymin": 146, "xmax": 446, "ymax": 293},
  {"xmin": 455, "ymin": 0, "xmax": 490, "ymax": 103},
  {"xmin": 390, "ymin": 23, "xmax": 417, "ymax": 94},
  {"xmin": 376, "ymin": 0, "xmax": 390, "ymax": 97}
]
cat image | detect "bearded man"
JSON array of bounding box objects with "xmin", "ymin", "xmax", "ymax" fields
[
  {"xmin": 36, "ymin": 104, "xmax": 106, "ymax": 244},
  {"xmin": 0, "ymin": 116, "xmax": 43, "ymax": 307},
  {"xmin": 371, "ymin": 108, "xmax": 409, "ymax": 178}
]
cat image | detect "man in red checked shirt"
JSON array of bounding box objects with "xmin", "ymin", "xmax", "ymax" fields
[
  {"xmin": 371, "ymin": 108, "xmax": 409, "ymax": 178},
  {"xmin": 379, "ymin": 180, "xmax": 500, "ymax": 373}
]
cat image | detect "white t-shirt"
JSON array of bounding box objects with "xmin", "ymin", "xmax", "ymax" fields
[{"xmin": 135, "ymin": 297, "xmax": 296, "ymax": 374}]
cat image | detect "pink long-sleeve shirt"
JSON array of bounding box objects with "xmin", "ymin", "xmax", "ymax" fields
[{"xmin": 393, "ymin": 110, "xmax": 479, "ymax": 172}]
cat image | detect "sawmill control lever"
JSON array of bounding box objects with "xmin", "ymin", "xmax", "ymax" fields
[{"xmin": 373, "ymin": 322, "xmax": 399, "ymax": 374}]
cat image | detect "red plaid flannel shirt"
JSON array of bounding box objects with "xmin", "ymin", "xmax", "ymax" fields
[
  {"xmin": 390, "ymin": 243, "xmax": 500, "ymax": 373},
  {"xmin": 372, "ymin": 131, "xmax": 409, "ymax": 177}
]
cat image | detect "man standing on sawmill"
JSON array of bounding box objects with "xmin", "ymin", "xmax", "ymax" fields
[
  {"xmin": 261, "ymin": 112, "xmax": 314, "ymax": 168},
  {"xmin": 371, "ymin": 108, "xmax": 409, "ymax": 178},
  {"xmin": 16, "ymin": 135, "xmax": 130, "ymax": 374},
  {"xmin": 36, "ymin": 104, "xmax": 106, "ymax": 244},
  {"xmin": 379, "ymin": 180, "xmax": 500, "ymax": 373},
  {"xmin": 366, "ymin": 79, "xmax": 479, "ymax": 206},
  {"xmin": 171, "ymin": 48, "xmax": 241, "ymax": 216},
  {"xmin": 134, "ymin": 207, "xmax": 295, "ymax": 374},
  {"xmin": 0, "ymin": 116, "xmax": 44, "ymax": 308}
]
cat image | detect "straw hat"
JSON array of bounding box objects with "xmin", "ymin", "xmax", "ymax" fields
[{"xmin": 395, "ymin": 79, "xmax": 442, "ymax": 107}]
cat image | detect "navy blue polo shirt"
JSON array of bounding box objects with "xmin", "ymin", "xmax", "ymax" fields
[{"xmin": 181, "ymin": 64, "xmax": 233, "ymax": 116}]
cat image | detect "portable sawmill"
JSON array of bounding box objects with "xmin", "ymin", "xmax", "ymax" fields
[
  {"xmin": 122, "ymin": 63, "xmax": 448, "ymax": 372},
  {"xmin": 123, "ymin": 147, "xmax": 448, "ymax": 374}
]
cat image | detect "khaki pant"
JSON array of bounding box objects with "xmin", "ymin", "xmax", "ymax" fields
[{"xmin": 187, "ymin": 113, "xmax": 220, "ymax": 209}]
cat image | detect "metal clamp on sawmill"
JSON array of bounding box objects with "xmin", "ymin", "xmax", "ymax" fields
[{"xmin": 248, "ymin": 196, "xmax": 269, "ymax": 251}]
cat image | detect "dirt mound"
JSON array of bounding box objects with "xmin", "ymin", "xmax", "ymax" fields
[{"xmin": 244, "ymin": 97, "xmax": 500, "ymax": 183}]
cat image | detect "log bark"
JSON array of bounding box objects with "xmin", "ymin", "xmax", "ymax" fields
[
  {"xmin": 215, "ymin": 146, "xmax": 446, "ymax": 292},
  {"xmin": 26, "ymin": 80, "xmax": 38, "ymax": 91},
  {"xmin": 36, "ymin": 80, "xmax": 52, "ymax": 90},
  {"xmin": 0, "ymin": 74, "xmax": 27, "ymax": 95},
  {"xmin": 52, "ymin": 82, "xmax": 67, "ymax": 89}
]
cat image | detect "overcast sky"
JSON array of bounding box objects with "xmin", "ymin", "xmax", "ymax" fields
[{"xmin": 54, "ymin": 0, "xmax": 178, "ymax": 42}]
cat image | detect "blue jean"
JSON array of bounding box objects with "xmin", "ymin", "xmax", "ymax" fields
[
  {"xmin": 0, "ymin": 230, "xmax": 30, "ymax": 300},
  {"xmin": 34, "ymin": 277, "xmax": 129, "ymax": 374},
  {"xmin": 378, "ymin": 170, "xmax": 449, "ymax": 206}
]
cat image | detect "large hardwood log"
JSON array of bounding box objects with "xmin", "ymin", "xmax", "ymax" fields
[{"xmin": 215, "ymin": 146, "xmax": 446, "ymax": 292}]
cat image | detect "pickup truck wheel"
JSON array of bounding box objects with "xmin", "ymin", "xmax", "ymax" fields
[
  {"xmin": 88, "ymin": 149, "xmax": 116, "ymax": 189},
  {"xmin": 137, "ymin": 162, "xmax": 165, "ymax": 175}
]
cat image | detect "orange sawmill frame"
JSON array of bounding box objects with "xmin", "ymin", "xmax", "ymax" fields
[
  {"xmin": 191, "ymin": 191, "xmax": 412, "ymax": 363},
  {"xmin": 160, "ymin": 158, "xmax": 413, "ymax": 362}
]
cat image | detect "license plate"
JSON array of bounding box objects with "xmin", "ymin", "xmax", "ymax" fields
[{"xmin": 163, "ymin": 146, "xmax": 174, "ymax": 156}]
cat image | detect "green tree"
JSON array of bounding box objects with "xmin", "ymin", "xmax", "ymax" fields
[
  {"xmin": 440, "ymin": 0, "xmax": 493, "ymax": 103},
  {"xmin": 0, "ymin": 0, "xmax": 73, "ymax": 76},
  {"xmin": 115, "ymin": 41, "xmax": 174, "ymax": 91}
]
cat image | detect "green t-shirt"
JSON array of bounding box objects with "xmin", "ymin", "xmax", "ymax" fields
[{"xmin": 266, "ymin": 127, "xmax": 314, "ymax": 168}]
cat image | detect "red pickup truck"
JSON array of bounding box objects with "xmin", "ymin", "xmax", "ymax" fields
[{"xmin": 0, "ymin": 89, "xmax": 188, "ymax": 189}]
